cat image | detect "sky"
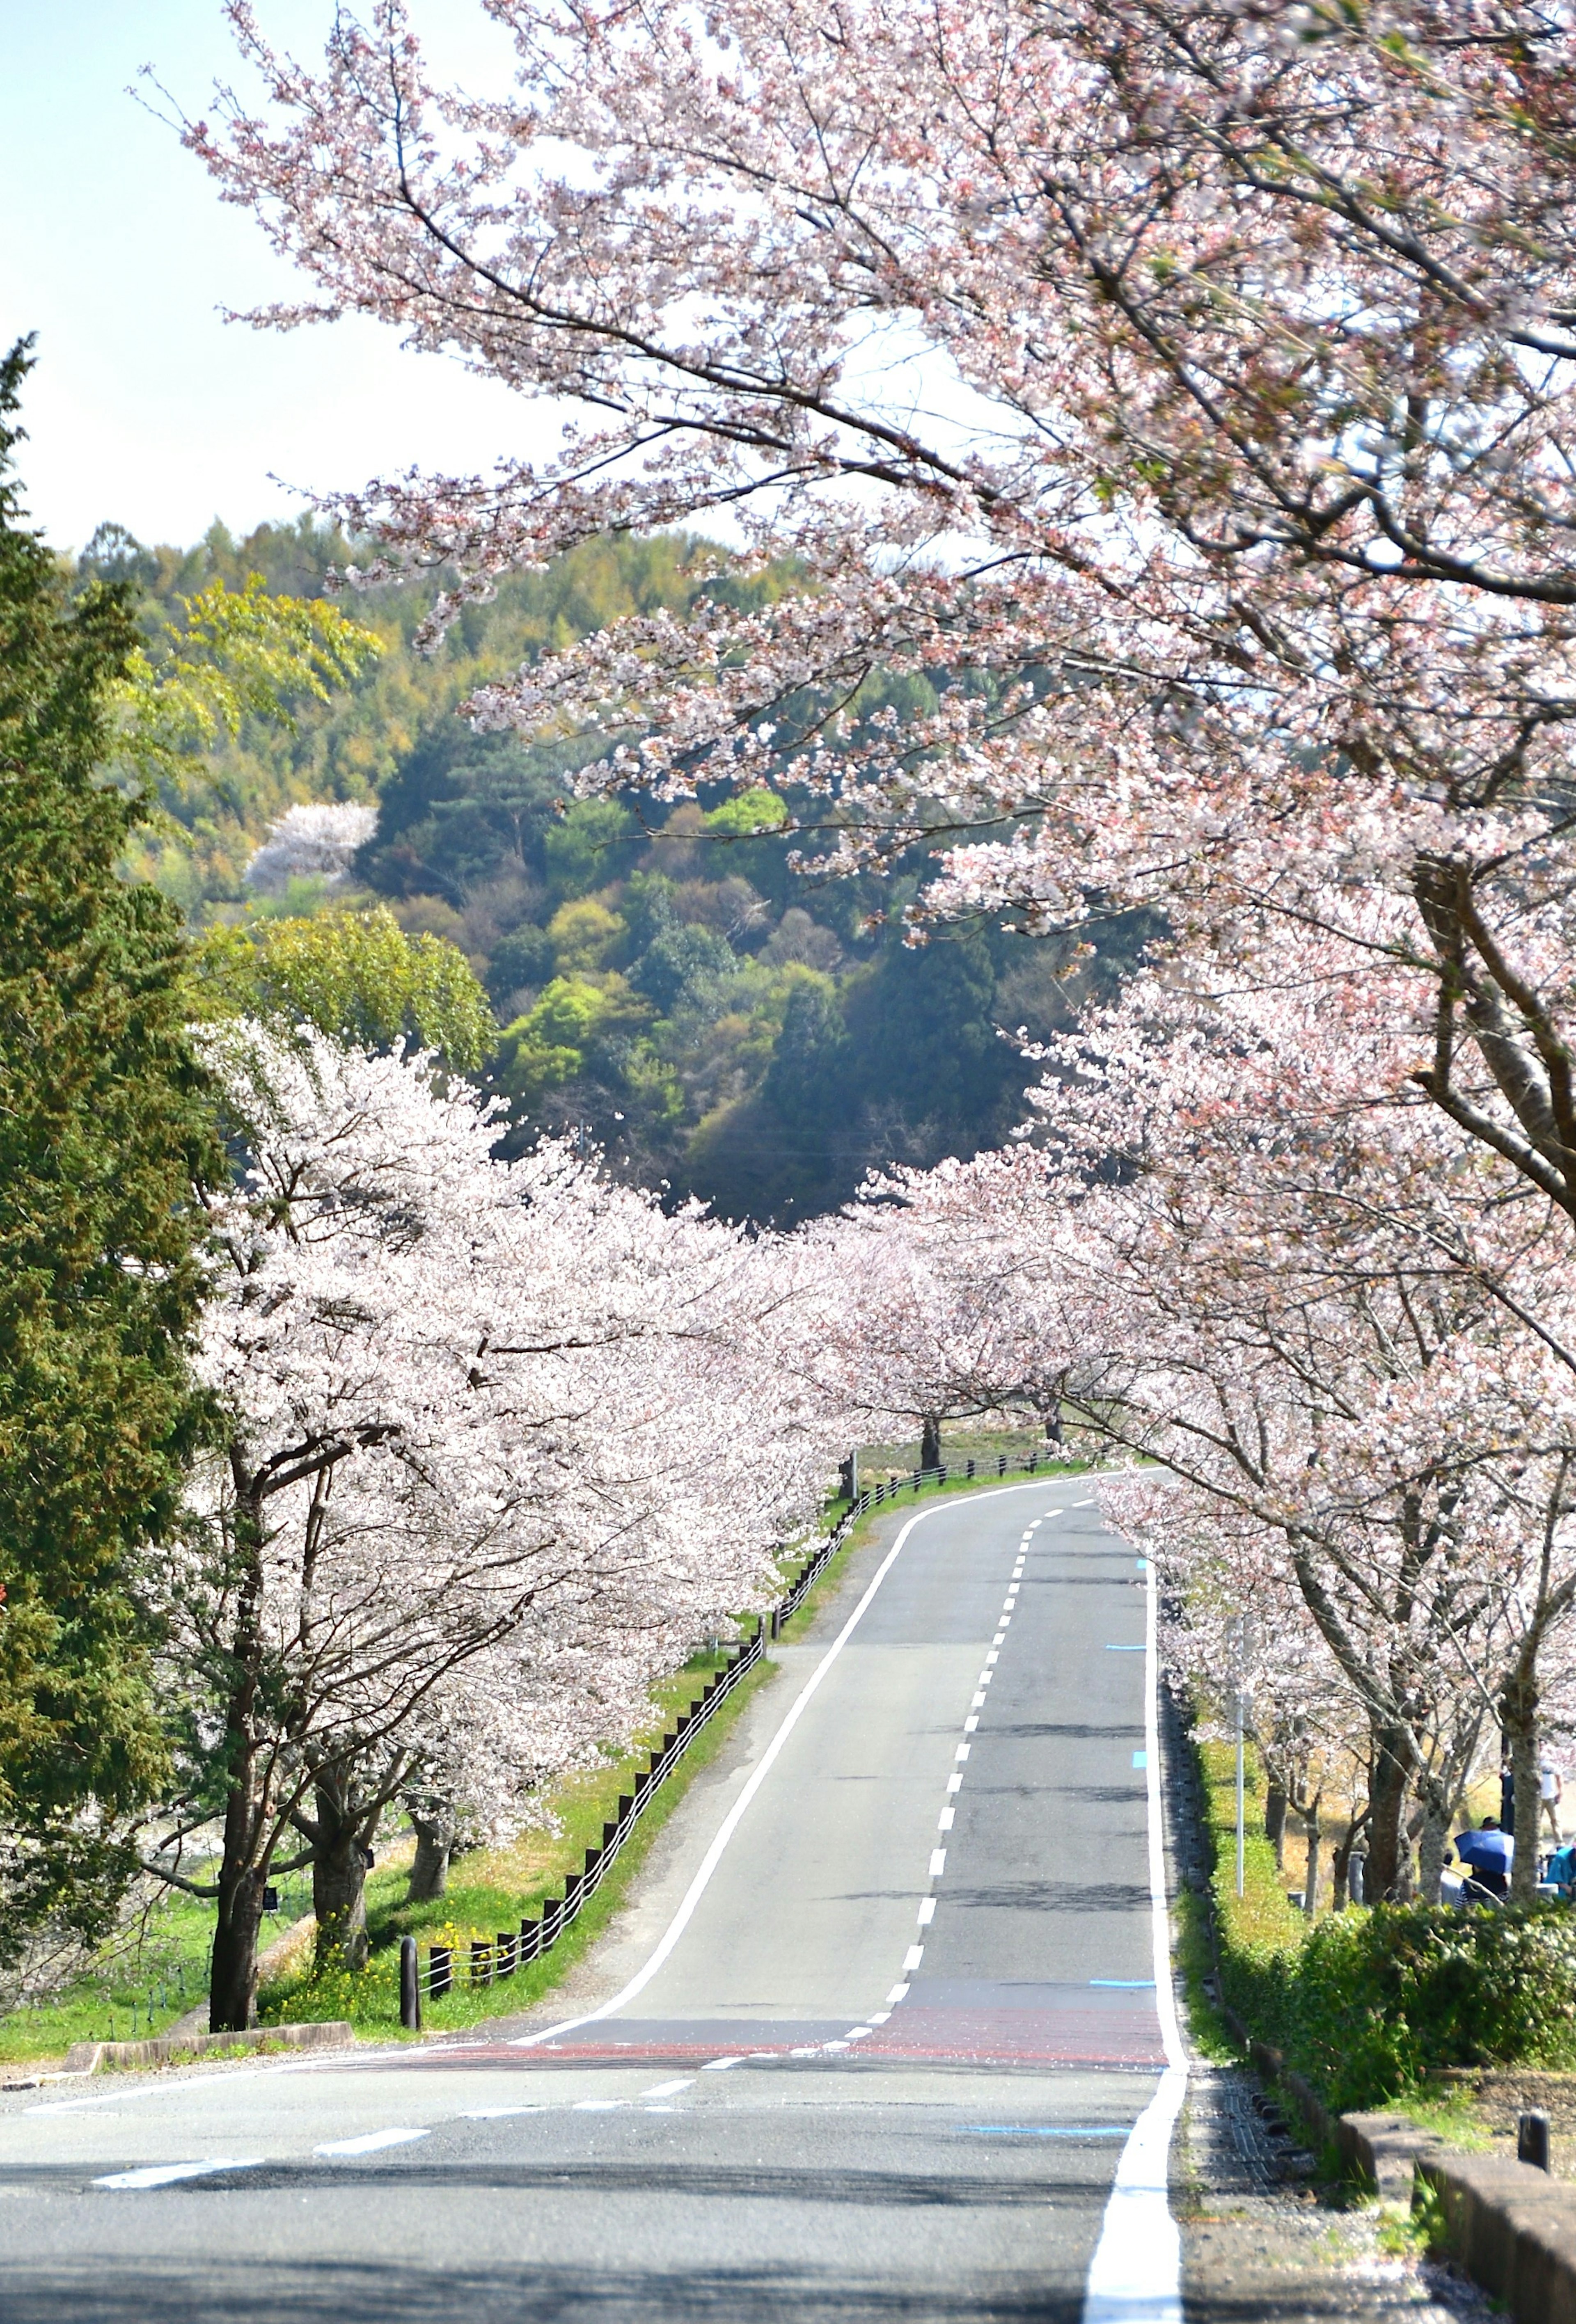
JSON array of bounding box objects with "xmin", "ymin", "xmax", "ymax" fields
[{"xmin": 1, "ymin": 0, "xmax": 538, "ymax": 554}]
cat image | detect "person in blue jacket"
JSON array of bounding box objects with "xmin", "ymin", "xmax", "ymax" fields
[{"xmin": 1452, "ymin": 1817, "xmax": 1514, "ymax": 1902}]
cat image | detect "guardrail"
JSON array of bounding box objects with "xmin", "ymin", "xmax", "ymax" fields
[{"xmin": 398, "ymin": 1442, "xmax": 1064, "ymax": 2027}]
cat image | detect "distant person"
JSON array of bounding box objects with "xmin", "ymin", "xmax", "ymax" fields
[
  {"xmin": 1452, "ymin": 1816, "xmax": 1513, "ymax": 1902},
  {"xmin": 1542, "ymin": 1758, "xmax": 1565, "ymax": 1844},
  {"xmin": 1545, "ymin": 1841, "xmax": 1576, "ymax": 1899}
]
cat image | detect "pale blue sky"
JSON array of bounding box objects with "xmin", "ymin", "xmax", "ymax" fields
[{"xmin": 1, "ymin": 0, "xmax": 537, "ymax": 552}]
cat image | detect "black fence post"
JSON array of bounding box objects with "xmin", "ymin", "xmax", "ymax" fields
[
  {"xmin": 519, "ymin": 1918, "xmax": 540, "ymax": 1962},
  {"xmin": 430, "ymin": 1943, "xmax": 452, "ymax": 1998},
  {"xmin": 399, "ymin": 1935, "xmax": 422, "ymax": 2032},
  {"xmin": 496, "ymin": 1930, "xmax": 517, "ymax": 1978},
  {"xmin": 1519, "ymin": 2110, "xmax": 1552, "ymax": 2170},
  {"xmin": 471, "ymin": 1937, "xmax": 492, "ymax": 1986}
]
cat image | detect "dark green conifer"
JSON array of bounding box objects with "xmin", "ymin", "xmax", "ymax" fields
[{"xmin": 0, "ymin": 340, "xmax": 218, "ymax": 1952}]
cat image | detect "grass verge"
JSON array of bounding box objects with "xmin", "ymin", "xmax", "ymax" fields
[{"xmin": 261, "ymin": 1647, "xmax": 777, "ymax": 2036}]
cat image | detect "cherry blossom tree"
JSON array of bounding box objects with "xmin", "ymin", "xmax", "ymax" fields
[
  {"xmin": 881, "ymin": 938, "xmax": 1576, "ymax": 1898},
  {"xmin": 153, "ymin": 1024, "xmax": 832, "ymax": 2028},
  {"xmin": 183, "ymin": 2, "xmax": 1576, "ymax": 1256}
]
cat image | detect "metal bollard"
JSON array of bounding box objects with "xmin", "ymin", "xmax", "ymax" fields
[
  {"xmin": 399, "ymin": 1935, "xmax": 422, "ymax": 2031},
  {"xmin": 1519, "ymin": 2110, "xmax": 1552, "ymax": 2171}
]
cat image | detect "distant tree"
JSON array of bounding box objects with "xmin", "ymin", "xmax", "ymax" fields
[
  {"xmin": 193, "ymin": 906, "xmax": 497, "ymax": 1072},
  {"xmin": 0, "ymin": 341, "xmax": 220, "ymax": 1961}
]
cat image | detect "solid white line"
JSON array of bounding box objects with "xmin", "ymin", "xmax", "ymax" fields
[
  {"xmin": 94, "ymin": 2158, "xmax": 261, "ymax": 2190},
  {"xmin": 315, "ymin": 2127, "xmax": 429, "ymax": 2157},
  {"xmin": 1081, "ymin": 1530, "xmax": 1186, "ymax": 2324},
  {"xmin": 510, "ymin": 1482, "xmax": 1051, "ymax": 2050}
]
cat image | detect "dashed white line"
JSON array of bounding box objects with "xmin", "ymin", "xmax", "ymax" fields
[
  {"xmin": 641, "ymin": 2080, "xmax": 694, "ymax": 2098},
  {"xmin": 903, "ymin": 1944, "xmax": 925, "ymax": 1971},
  {"xmin": 964, "ymin": 1713, "xmax": 979, "ymax": 1732},
  {"xmin": 946, "ymin": 1772, "xmax": 963, "ymax": 1793},
  {"xmin": 917, "ymin": 1896, "xmax": 936, "ymax": 1925},
  {"xmin": 886, "ymin": 1982, "xmax": 910, "ymax": 2003},
  {"xmin": 930, "ymin": 1849, "xmax": 947, "ymax": 1876},
  {"xmin": 462, "ymin": 2106, "xmax": 546, "ymax": 2120},
  {"xmin": 573, "ymin": 2099, "xmax": 625, "ymax": 2111},
  {"xmin": 955, "ymin": 1744, "xmax": 970, "ymax": 1762},
  {"xmin": 94, "ymin": 2159, "xmax": 261, "ymax": 2191},
  {"xmin": 315, "ymin": 2128, "xmax": 429, "ymax": 2157},
  {"xmin": 702, "ymin": 2055, "xmax": 747, "ymax": 2071},
  {"xmin": 939, "ymin": 1806, "xmax": 955, "ymax": 1830}
]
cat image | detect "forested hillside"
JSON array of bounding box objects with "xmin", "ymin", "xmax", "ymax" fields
[{"xmin": 87, "ymin": 516, "xmax": 1146, "ymax": 1221}]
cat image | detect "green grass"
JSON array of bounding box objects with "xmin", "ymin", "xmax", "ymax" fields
[
  {"xmin": 261, "ymin": 1645, "xmax": 777, "ymax": 2035},
  {"xmin": 0, "ymin": 1873, "xmax": 313, "ymax": 2066}
]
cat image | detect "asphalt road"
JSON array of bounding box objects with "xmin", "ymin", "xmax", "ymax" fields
[{"xmin": 0, "ymin": 1479, "xmax": 1182, "ymax": 2323}]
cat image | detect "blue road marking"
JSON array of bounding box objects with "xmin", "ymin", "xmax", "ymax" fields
[
  {"xmin": 1090, "ymin": 1980, "xmax": 1155, "ymax": 1988},
  {"xmin": 1105, "ymin": 1644, "xmax": 1145, "ymax": 1652},
  {"xmin": 1132, "ymin": 1749, "xmax": 1149, "ymax": 1768}
]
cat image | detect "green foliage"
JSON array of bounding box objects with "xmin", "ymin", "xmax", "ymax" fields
[
  {"xmin": 192, "ymin": 906, "xmax": 497, "ymax": 1071},
  {"xmin": 113, "ymin": 574, "xmax": 381, "ymax": 789},
  {"xmin": 0, "ymin": 342, "xmax": 220, "ymax": 1952},
  {"xmin": 104, "ymin": 508, "xmax": 1156, "ymax": 1221},
  {"xmin": 1193, "ymin": 1730, "xmax": 1576, "ymax": 2113},
  {"xmin": 703, "ymin": 787, "xmax": 788, "ymax": 836}
]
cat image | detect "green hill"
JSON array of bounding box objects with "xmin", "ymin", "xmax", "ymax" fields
[{"xmin": 87, "ymin": 515, "xmax": 1148, "ymax": 1222}]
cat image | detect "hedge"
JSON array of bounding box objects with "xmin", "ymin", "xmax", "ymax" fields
[{"xmin": 1196, "ymin": 1736, "xmax": 1576, "ymax": 2113}]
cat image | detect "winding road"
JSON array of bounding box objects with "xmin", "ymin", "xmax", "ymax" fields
[{"xmin": 0, "ymin": 1479, "xmax": 1185, "ymax": 2322}]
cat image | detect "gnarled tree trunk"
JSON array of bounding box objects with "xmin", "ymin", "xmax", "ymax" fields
[
  {"xmin": 1365, "ymin": 1728, "xmax": 1410, "ymax": 1901},
  {"xmin": 1264, "ymin": 1780, "xmax": 1287, "ymax": 1870},
  {"xmin": 920, "ymin": 1414, "xmax": 942, "ymax": 1471},
  {"xmin": 311, "ymin": 1772, "xmax": 373, "ymax": 1970},
  {"xmin": 1503, "ymin": 1663, "xmax": 1542, "ymax": 1903},
  {"xmin": 408, "ymin": 1805, "xmax": 456, "ymax": 1904}
]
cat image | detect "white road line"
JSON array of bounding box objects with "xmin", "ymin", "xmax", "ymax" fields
[
  {"xmin": 701, "ymin": 2055, "xmax": 747, "ymax": 2071},
  {"xmin": 938, "ymin": 1806, "xmax": 955, "ymax": 1830},
  {"xmin": 94, "ymin": 2159, "xmax": 261, "ymax": 2190},
  {"xmin": 640, "ymin": 2079, "xmax": 693, "ymax": 2098},
  {"xmin": 886, "ymin": 1983, "xmax": 909, "ymax": 2004},
  {"xmin": 930, "ymin": 1849, "xmax": 946, "ymax": 1875},
  {"xmin": 970, "ymin": 1692, "xmax": 986, "ymax": 1709},
  {"xmin": 573, "ymin": 2099, "xmax": 625, "ymax": 2111},
  {"xmin": 946, "ymin": 1773, "xmax": 962, "ymax": 1793},
  {"xmin": 461, "ymin": 2106, "xmax": 545, "ymax": 2118},
  {"xmin": 1081, "ymin": 1528, "xmax": 1187, "ymax": 2324},
  {"xmin": 509, "ymin": 1480, "xmax": 1050, "ymax": 2052},
  {"xmin": 315, "ymin": 2128, "xmax": 429, "ymax": 2157},
  {"xmin": 869, "ymin": 2010, "xmax": 891, "ymax": 2024},
  {"xmin": 955, "ymin": 1744, "xmax": 970, "ymax": 1762},
  {"xmin": 917, "ymin": 1897, "xmax": 936, "ymax": 1925},
  {"xmin": 903, "ymin": 1944, "xmax": 924, "ymax": 1971},
  {"xmin": 964, "ymin": 1714, "xmax": 978, "ymax": 1732}
]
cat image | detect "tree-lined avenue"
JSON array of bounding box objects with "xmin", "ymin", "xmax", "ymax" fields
[{"xmin": 0, "ymin": 1482, "xmax": 1178, "ymax": 2322}]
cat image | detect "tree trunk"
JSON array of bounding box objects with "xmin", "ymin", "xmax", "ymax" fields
[
  {"xmin": 408, "ymin": 1810, "xmax": 454, "ymax": 1904},
  {"xmin": 312, "ymin": 1774, "xmax": 371, "ymax": 1970},
  {"xmin": 920, "ymin": 1414, "xmax": 941, "ymax": 1471},
  {"xmin": 1265, "ymin": 1781, "xmax": 1287, "ymax": 1869},
  {"xmin": 211, "ymin": 1857, "xmax": 269, "ymax": 2033},
  {"xmin": 1503, "ymin": 1665, "xmax": 1542, "ymax": 1903},
  {"xmin": 1303, "ymin": 1799, "xmax": 1322, "ymax": 1918},
  {"xmin": 1366, "ymin": 1729, "xmax": 1410, "ymax": 1901},
  {"xmin": 1417, "ymin": 1800, "xmax": 1449, "ymax": 1905}
]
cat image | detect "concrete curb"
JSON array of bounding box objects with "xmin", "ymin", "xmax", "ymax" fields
[
  {"xmin": 59, "ymin": 2020, "xmax": 354, "ymax": 2076},
  {"xmin": 1223, "ymin": 2007, "xmax": 1576, "ymax": 2319},
  {"xmin": 1417, "ymin": 2148, "xmax": 1576, "ymax": 2324}
]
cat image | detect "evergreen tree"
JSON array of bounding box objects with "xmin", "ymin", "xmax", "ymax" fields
[{"xmin": 0, "ymin": 341, "xmax": 218, "ymax": 1956}]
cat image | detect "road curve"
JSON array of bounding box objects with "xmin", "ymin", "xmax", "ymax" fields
[{"xmin": 0, "ymin": 1479, "xmax": 1182, "ymax": 2323}]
